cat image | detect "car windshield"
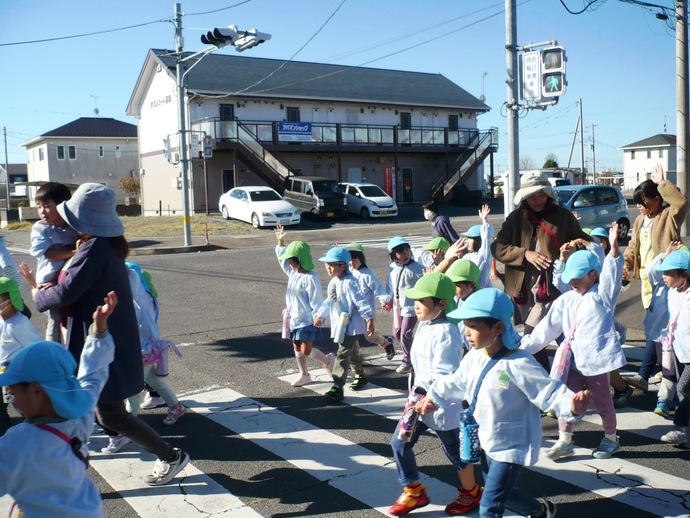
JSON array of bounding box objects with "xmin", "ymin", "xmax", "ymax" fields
[
  {"xmin": 312, "ymin": 181, "xmax": 340, "ymax": 194},
  {"xmin": 248, "ymin": 190, "xmax": 281, "ymax": 202},
  {"xmin": 359, "ymin": 185, "xmax": 387, "ymax": 197},
  {"xmin": 555, "ymin": 189, "xmax": 577, "ymax": 205}
]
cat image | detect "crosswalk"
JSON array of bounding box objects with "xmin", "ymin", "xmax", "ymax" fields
[{"xmin": 1, "ymin": 350, "xmax": 689, "ymax": 517}]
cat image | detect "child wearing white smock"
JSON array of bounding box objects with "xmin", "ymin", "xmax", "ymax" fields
[{"xmin": 459, "ymin": 204, "xmax": 494, "ymax": 289}]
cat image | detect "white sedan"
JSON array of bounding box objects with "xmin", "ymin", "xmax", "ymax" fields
[
  {"xmin": 219, "ymin": 186, "xmax": 300, "ymax": 229},
  {"xmin": 340, "ymin": 182, "xmax": 398, "ymax": 218}
]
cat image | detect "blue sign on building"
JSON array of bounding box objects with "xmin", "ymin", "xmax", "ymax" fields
[{"xmin": 278, "ymin": 122, "xmax": 312, "ymax": 142}]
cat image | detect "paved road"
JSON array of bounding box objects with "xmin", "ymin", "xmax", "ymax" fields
[{"xmin": 2, "ymin": 214, "xmax": 689, "ymax": 517}]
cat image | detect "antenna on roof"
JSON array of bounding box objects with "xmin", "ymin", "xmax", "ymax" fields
[
  {"xmin": 479, "ymin": 72, "xmax": 488, "ymax": 103},
  {"xmin": 664, "ymin": 114, "xmax": 667, "ymax": 133},
  {"xmin": 90, "ymin": 95, "xmax": 100, "ymax": 117}
]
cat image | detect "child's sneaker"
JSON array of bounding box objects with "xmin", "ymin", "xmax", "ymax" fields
[
  {"xmin": 592, "ymin": 436, "xmax": 620, "ymax": 459},
  {"xmin": 163, "ymin": 402, "xmax": 187, "ymax": 425},
  {"xmin": 654, "ymin": 399, "xmax": 672, "ymax": 418},
  {"xmin": 140, "ymin": 394, "xmax": 166, "ymax": 410},
  {"xmin": 384, "ymin": 339, "xmax": 396, "ymax": 361},
  {"xmin": 544, "ymin": 439, "xmax": 574, "ymax": 460},
  {"xmin": 445, "ymin": 485, "xmax": 482, "ymax": 515},
  {"xmin": 661, "ymin": 427, "xmax": 689, "ymax": 445},
  {"xmin": 101, "ymin": 434, "xmax": 131, "ymax": 453},
  {"xmin": 291, "ymin": 374, "xmax": 312, "ymax": 387},
  {"xmin": 325, "ymin": 353, "xmax": 335, "ymax": 374},
  {"xmin": 389, "ymin": 485, "xmax": 429, "ymax": 516},
  {"xmin": 613, "ymin": 386, "xmax": 634, "ymax": 408},
  {"xmin": 349, "ymin": 375, "xmax": 368, "ymax": 391},
  {"xmin": 625, "ymin": 374, "xmax": 649, "ymax": 392},
  {"xmin": 396, "ymin": 362, "xmax": 412, "ymax": 374},
  {"xmin": 144, "ymin": 448, "xmax": 190, "ymax": 486},
  {"xmin": 325, "ymin": 386, "xmax": 344, "ymax": 401},
  {"xmin": 531, "ymin": 498, "xmax": 558, "ymax": 518}
]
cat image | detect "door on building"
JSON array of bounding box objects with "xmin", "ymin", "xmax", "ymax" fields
[
  {"xmin": 222, "ymin": 169, "xmax": 235, "ymax": 193},
  {"xmin": 400, "ymin": 112, "xmax": 412, "ymax": 129},
  {"xmin": 219, "ymin": 104, "xmax": 236, "ymax": 140},
  {"xmin": 402, "ymin": 168, "xmax": 413, "ymax": 203},
  {"xmin": 286, "ymin": 107, "xmax": 300, "ymax": 122}
]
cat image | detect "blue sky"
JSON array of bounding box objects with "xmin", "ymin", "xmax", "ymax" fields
[{"xmin": 1, "ymin": 0, "xmax": 678, "ymax": 173}]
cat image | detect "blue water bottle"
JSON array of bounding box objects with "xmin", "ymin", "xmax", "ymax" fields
[{"xmin": 459, "ymin": 400, "xmax": 480, "ymax": 463}]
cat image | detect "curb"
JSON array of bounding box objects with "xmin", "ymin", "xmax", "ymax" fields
[{"xmin": 128, "ymin": 244, "xmax": 227, "ymax": 256}]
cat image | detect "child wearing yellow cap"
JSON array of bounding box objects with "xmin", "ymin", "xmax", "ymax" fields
[{"xmin": 388, "ymin": 272, "xmax": 481, "ymax": 516}]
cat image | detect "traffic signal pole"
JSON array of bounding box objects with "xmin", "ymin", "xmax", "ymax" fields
[{"xmin": 505, "ymin": 0, "xmax": 520, "ymax": 210}]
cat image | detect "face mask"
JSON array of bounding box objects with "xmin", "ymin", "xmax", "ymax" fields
[{"xmin": 423, "ymin": 210, "xmax": 434, "ymax": 221}]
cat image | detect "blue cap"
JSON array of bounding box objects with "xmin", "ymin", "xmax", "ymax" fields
[
  {"xmin": 655, "ymin": 250, "xmax": 690, "ymax": 272},
  {"xmin": 461, "ymin": 224, "xmax": 483, "ymax": 238},
  {"xmin": 319, "ymin": 246, "xmax": 351, "ymax": 264},
  {"xmin": 589, "ymin": 227, "xmax": 608, "ymax": 239},
  {"xmin": 447, "ymin": 288, "xmax": 518, "ymax": 349},
  {"xmin": 562, "ymin": 250, "xmax": 601, "ymax": 283},
  {"xmin": 387, "ymin": 236, "xmax": 409, "ymax": 252},
  {"xmin": 0, "ymin": 341, "xmax": 93, "ymax": 419}
]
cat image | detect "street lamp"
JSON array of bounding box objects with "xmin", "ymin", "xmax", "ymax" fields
[{"xmin": 172, "ymin": 3, "xmax": 270, "ymax": 246}]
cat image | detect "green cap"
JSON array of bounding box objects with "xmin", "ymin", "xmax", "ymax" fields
[
  {"xmin": 402, "ymin": 272, "xmax": 458, "ymax": 322},
  {"xmin": 344, "ymin": 242, "xmax": 366, "ymax": 264},
  {"xmin": 446, "ymin": 259, "xmax": 480, "ymax": 290},
  {"xmin": 581, "ymin": 228, "xmax": 593, "ymax": 235},
  {"xmin": 279, "ymin": 241, "xmax": 315, "ymax": 271},
  {"xmin": 0, "ymin": 277, "xmax": 23, "ymax": 311},
  {"xmin": 422, "ymin": 237, "xmax": 451, "ymax": 253}
]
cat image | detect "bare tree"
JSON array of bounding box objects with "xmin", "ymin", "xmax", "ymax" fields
[{"xmin": 519, "ymin": 155, "xmax": 536, "ymax": 170}]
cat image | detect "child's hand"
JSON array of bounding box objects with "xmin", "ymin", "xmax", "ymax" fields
[
  {"xmin": 573, "ymin": 211, "xmax": 581, "ymax": 221},
  {"xmin": 275, "ymin": 225, "xmax": 286, "ymax": 244},
  {"xmin": 559, "ymin": 242, "xmax": 576, "ymax": 263},
  {"xmin": 423, "ymin": 265, "xmax": 436, "ymax": 275},
  {"xmin": 415, "ymin": 396, "xmax": 437, "ymax": 415},
  {"xmin": 93, "ymin": 291, "xmax": 118, "ymax": 334},
  {"xmin": 382, "ymin": 301, "xmax": 393, "ymax": 312},
  {"xmin": 608, "ymin": 222, "xmax": 620, "ymax": 256},
  {"xmin": 366, "ymin": 319, "xmax": 375, "ymax": 336},
  {"xmin": 19, "ymin": 262, "xmax": 37, "ymax": 289},
  {"xmin": 651, "ymin": 163, "xmax": 665, "ymax": 184},
  {"xmin": 478, "ymin": 204, "xmax": 490, "ymax": 223},
  {"xmin": 663, "ymin": 240, "xmax": 684, "ymax": 259},
  {"xmin": 313, "ymin": 316, "xmax": 324, "ymax": 327},
  {"xmin": 571, "ymin": 389, "xmax": 592, "ymax": 415}
]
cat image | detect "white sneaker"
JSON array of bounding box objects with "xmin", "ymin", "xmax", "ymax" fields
[
  {"xmin": 140, "ymin": 394, "xmax": 166, "ymax": 410},
  {"xmin": 325, "ymin": 353, "xmax": 335, "ymax": 374},
  {"xmin": 291, "ymin": 374, "xmax": 312, "ymax": 387},
  {"xmin": 544, "ymin": 439, "xmax": 574, "ymax": 460},
  {"xmin": 144, "ymin": 449, "xmax": 190, "ymax": 486},
  {"xmin": 101, "ymin": 434, "xmax": 132, "ymax": 453},
  {"xmin": 661, "ymin": 428, "xmax": 689, "ymax": 444}
]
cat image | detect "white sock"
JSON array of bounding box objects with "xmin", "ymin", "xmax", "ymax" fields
[
  {"xmin": 604, "ymin": 432, "xmax": 618, "ymax": 442},
  {"xmin": 308, "ymin": 348, "xmax": 329, "ymax": 365},
  {"xmin": 294, "ymin": 352, "xmax": 309, "ymax": 375},
  {"xmin": 558, "ymin": 431, "xmax": 573, "ymax": 444}
]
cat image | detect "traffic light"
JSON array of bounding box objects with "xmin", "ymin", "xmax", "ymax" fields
[
  {"xmin": 541, "ymin": 46, "xmax": 566, "ymax": 98},
  {"xmin": 202, "ymin": 134, "xmax": 213, "ymax": 159},
  {"xmin": 233, "ymin": 29, "xmax": 271, "ymax": 52},
  {"xmin": 201, "ymin": 25, "xmax": 239, "ymax": 48}
]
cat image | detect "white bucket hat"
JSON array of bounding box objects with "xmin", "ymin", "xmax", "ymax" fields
[
  {"xmin": 514, "ymin": 172, "xmax": 557, "ymax": 206},
  {"xmin": 57, "ymin": 183, "xmax": 124, "ymax": 237}
]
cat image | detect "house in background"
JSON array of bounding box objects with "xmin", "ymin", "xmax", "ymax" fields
[
  {"xmin": 127, "ymin": 49, "xmax": 497, "ymax": 216},
  {"xmin": 620, "ymin": 134, "xmax": 676, "ymax": 189},
  {"xmin": 21, "ymin": 118, "xmax": 139, "ymax": 204}
]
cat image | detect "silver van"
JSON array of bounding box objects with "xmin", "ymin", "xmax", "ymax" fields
[{"xmin": 283, "ymin": 176, "xmax": 347, "ymax": 219}]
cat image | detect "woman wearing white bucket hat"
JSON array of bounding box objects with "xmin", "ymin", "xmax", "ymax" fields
[
  {"xmin": 491, "ymin": 172, "xmax": 590, "ymax": 371},
  {"xmin": 31, "ymin": 183, "xmax": 190, "ymax": 486}
]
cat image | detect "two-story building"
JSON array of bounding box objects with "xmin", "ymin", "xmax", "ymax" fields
[
  {"xmin": 620, "ymin": 134, "xmax": 676, "ymax": 189},
  {"xmin": 127, "ymin": 49, "xmax": 497, "ymax": 216},
  {"xmin": 21, "ymin": 118, "xmax": 139, "ymax": 204}
]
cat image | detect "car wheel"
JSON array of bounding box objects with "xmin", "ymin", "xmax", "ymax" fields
[
  {"xmin": 221, "ymin": 205, "xmax": 230, "ymax": 220},
  {"xmin": 360, "ymin": 207, "xmax": 370, "ymax": 219},
  {"xmin": 616, "ymin": 218, "xmax": 630, "ymax": 240},
  {"xmin": 251, "ymin": 213, "xmax": 261, "ymax": 229}
]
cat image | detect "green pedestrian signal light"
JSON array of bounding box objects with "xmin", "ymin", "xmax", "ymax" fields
[{"xmin": 543, "ymin": 72, "xmax": 566, "ymax": 97}]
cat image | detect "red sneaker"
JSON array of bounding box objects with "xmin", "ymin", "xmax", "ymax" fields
[
  {"xmin": 389, "ymin": 485, "xmax": 430, "ymax": 516},
  {"xmin": 445, "ymin": 486, "xmax": 482, "ymax": 515}
]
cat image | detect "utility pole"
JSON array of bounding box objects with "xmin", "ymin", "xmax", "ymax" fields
[
  {"xmin": 677, "ymin": 0, "xmax": 689, "ymax": 234},
  {"xmin": 3, "ymin": 127, "xmax": 9, "ymax": 211},
  {"xmin": 591, "ymin": 124, "xmax": 597, "ymax": 185},
  {"xmin": 579, "ymin": 99, "xmax": 585, "ymax": 184},
  {"xmin": 505, "ymin": 0, "xmax": 520, "ymax": 210}
]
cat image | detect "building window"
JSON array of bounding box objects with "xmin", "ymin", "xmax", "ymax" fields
[
  {"xmin": 68, "ymin": 146, "xmax": 76, "ymax": 160},
  {"xmin": 99, "ymin": 146, "xmax": 104, "ymax": 158},
  {"xmin": 659, "ymin": 148, "xmax": 663, "ymax": 158},
  {"xmin": 56, "ymin": 146, "xmax": 65, "ymax": 160},
  {"xmin": 647, "ymin": 150, "xmax": 651, "ymax": 159},
  {"xmin": 448, "ymin": 115, "xmax": 459, "ymax": 132},
  {"xmin": 631, "ymin": 150, "xmax": 635, "ymax": 160},
  {"xmin": 115, "ymin": 146, "xmax": 121, "ymax": 158},
  {"xmin": 38, "ymin": 148, "xmax": 44, "ymax": 161}
]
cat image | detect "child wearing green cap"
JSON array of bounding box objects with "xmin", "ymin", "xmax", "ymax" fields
[
  {"xmin": 0, "ymin": 277, "xmax": 44, "ymax": 435},
  {"xmin": 388, "ymin": 272, "xmax": 482, "ymax": 516},
  {"xmin": 275, "ymin": 226, "xmax": 334, "ymax": 387},
  {"xmin": 419, "ymin": 288, "xmax": 592, "ymax": 518}
]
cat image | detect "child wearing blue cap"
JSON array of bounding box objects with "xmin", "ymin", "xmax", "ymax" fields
[
  {"xmin": 459, "ymin": 204, "xmax": 494, "ymax": 288},
  {"xmin": 388, "ymin": 273, "xmax": 481, "ymax": 516},
  {"xmin": 522, "ymin": 224, "xmax": 626, "ymax": 460},
  {"xmin": 655, "ymin": 249, "xmax": 690, "ymax": 446},
  {"xmin": 0, "ymin": 292, "xmax": 118, "ymax": 517},
  {"xmin": 275, "ymin": 226, "xmax": 334, "ymax": 387},
  {"xmin": 418, "ymin": 288, "xmax": 591, "ymax": 518},
  {"xmin": 381, "ymin": 237, "xmax": 425, "ymax": 374},
  {"xmin": 315, "ymin": 247, "xmax": 375, "ymax": 400}
]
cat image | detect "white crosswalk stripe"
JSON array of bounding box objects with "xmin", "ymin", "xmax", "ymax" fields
[
  {"xmin": 348, "ymin": 235, "xmax": 433, "ymax": 250},
  {"xmin": 0, "ymin": 353, "xmax": 687, "ymax": 517}
]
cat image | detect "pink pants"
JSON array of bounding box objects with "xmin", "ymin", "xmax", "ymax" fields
[{"xmin": 559, "ymin": 370, "xmax": 616, "ymax": 434}]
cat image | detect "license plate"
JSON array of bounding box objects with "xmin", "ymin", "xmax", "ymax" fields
[
  {"xmin": 327, "ymin": 212, "xmax": 335, "ymax": 217},
  {"xmin": 280, "ymin": 219, "xmax": 290, "ymax": 224},
  {"xmin": 380, "ymin": 210, "xmax": 387, "ymax": 216}
]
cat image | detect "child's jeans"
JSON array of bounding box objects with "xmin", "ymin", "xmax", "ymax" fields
[
  {"xmin": 391, "ymin": 420, "xmax": 467, "ymax": 487},
  {"xmin": 393, "ymin": 302, "xmax": 417, "ymax": 364},
  {"xmin": 479, "ymin": 450, "xmax": 541, "ymax": 518},
  {"xmin": 331, "ymin": 334, "xmax": 365, "ymax": 389},
  {"xmin": 559, "ymin": 370, "xmax": 616, "ymax": 434},
  {"xmin": 638, "ymin": 338, "xmax": 661, "ymax": 380}
]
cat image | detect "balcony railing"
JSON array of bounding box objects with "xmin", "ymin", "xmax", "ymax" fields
[{"xmin": 191, "ymin": 118, "xmax": 484, "ymax": 149}]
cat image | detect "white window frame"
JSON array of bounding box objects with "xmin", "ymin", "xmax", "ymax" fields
[
  {"xmin": 38, "ymin": 148, "xmax": 44, "ymax": 161},
  {"xmin": 115, "ymin": 146, "xmax": 121, "ymax": 159}
]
